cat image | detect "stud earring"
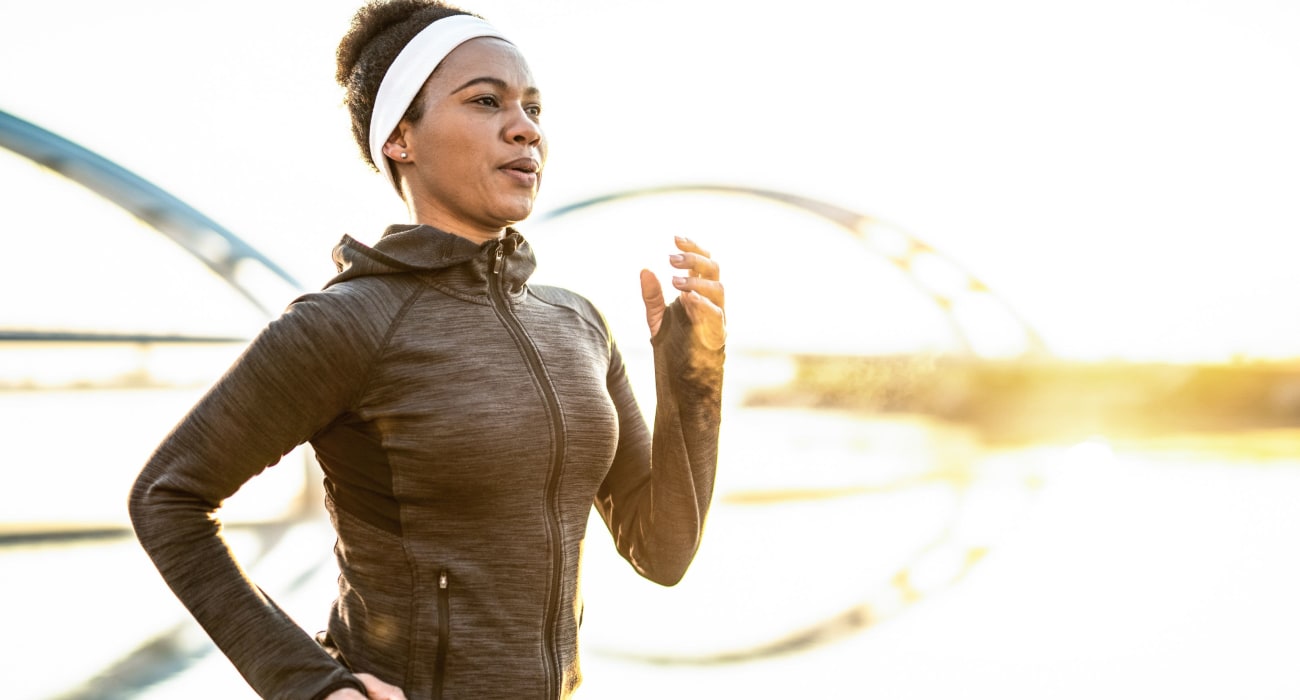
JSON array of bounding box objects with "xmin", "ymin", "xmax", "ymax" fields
[{"xmin": 399, "ymin": 152, "xmax": 407, "ymax": 159}]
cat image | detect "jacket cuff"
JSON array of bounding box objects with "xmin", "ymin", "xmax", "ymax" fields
[
  {"xmin": 651, "ymin": 299, "xmax": 725, "ymax": 390},
  {"xmin": 310, "ymin": 677, "xmax": 367, "ymax": 700}
]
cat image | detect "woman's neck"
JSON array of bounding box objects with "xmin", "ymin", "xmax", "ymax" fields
[{"xmin": 404, "ymin": 198, "xmax": 505, "ymax": 246}]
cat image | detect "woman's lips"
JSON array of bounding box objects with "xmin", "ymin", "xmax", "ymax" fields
[{"xmin": 499, "ymin": 157, "xmax": 541, "ymax": 187}]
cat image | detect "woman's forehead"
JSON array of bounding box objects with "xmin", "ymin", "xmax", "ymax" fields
[{"xmin": 434, "ymin": 37, "xmax": 537, "ymax": 90}]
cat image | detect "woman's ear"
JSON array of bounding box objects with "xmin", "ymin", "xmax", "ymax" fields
[
  {"xmin": 383, "ymin": 142, "xmax": 408, "ymax": 163},
  {"xmin": 383, "ymin": 124, "xmax": 410, "ymax": 162}
]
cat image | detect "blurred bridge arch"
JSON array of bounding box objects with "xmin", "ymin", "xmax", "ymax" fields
[
  {"xmin": 538, "ymin": 186, "xmax": 1055, "ymax": 665},
  {"xmin": 0, "ymin": 109, "xmax": 301, "ymax": 318},
  {"xmin": 538, "ymin": 184, "xmax": 1048, "ymax": 359}
]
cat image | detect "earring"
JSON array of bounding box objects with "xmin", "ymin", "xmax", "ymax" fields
[{"xmin": 399, "ymin": 152, "xmax": 407, "ymax": 160}]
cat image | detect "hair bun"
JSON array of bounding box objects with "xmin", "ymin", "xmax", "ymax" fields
[{"xmin": 335, "ymin": 0, "xmax": 475, "ymax": 168}]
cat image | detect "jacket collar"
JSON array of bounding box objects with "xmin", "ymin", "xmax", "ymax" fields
[{"xmin": 326, "ymin": 224, "xmax": 535, "ymax": 294}]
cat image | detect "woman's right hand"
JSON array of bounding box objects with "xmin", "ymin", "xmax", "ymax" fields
[{"xmin": 325, "ymin": 672, "xmax": 408, "ymax": 700}]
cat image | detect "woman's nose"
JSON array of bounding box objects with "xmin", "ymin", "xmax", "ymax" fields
[{"xmin": 505, "ymin": 107, "xmax": 542, "ymax": 146}]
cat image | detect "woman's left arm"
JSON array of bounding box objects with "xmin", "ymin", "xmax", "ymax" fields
[{"xmin": 594, "ymin": 237, "xmax": 726, "ymax": 586}]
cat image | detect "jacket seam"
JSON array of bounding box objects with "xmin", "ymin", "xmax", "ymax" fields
[
  {"xmin": 345, "ymin": 282, "xmax": 429, "ymax": 413},
  {"xmin": 529, "ymin": 290, "xmax": 611, "ymax": 346}
]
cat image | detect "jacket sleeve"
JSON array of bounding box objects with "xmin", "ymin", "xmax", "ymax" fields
[
  {"xmin": 128, "ymin": 290, "xmax": 386, "ymax": 700},
  {"xmin": 593, "ymin": 300, "xmax": 725, "ymax": 586}
]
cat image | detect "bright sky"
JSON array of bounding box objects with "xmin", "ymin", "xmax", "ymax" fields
[{"xmin": 3, "ymin": 0, "xmax": 1300, "ymax": 362}]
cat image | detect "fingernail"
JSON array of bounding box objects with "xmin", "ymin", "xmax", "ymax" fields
[
  {"xmin": 672, "ymin": 276, "xmax": 687, "ymax": 287},
  {"xmin": 669, "ymin": 254, "xmax": 685, "ymax": 264}
]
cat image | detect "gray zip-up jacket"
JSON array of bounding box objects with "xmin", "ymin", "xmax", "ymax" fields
[{"xmin": 129, "ymin": 224, "xmax": 724, "ymax": 700}]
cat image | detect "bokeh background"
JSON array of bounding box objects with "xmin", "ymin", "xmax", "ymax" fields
[{"xmin": 3, "ymin": 0, "xmax": 1300, "ymax": 698}]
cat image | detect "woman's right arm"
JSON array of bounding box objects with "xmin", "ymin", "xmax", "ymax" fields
[{"xmin": 129, "ymin": 290, "xmax": 391, "ymax": 700}]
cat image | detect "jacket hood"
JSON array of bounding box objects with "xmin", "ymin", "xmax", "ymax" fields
[{"xmin": 326, "ymin": 224, "xmax": 535, "ymax": 292}]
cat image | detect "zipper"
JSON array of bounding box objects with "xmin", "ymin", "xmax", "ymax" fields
[
  {"xmin": 487, "ymin": 239, "xmax": 565, "ymax": 698},
  {"xmin": 435, "ymin": 569, "xmax": 450, "ymax": 700}
]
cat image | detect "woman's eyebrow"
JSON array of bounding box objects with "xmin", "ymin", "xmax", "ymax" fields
[{"xmin": 450, "ymin": 76, "xmax": 541, "ymax": 98}]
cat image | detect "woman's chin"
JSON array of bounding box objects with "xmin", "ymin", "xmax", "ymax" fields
[{"xmin": 494, "ymin": 197, "xmax": 537, "ymax": 226}]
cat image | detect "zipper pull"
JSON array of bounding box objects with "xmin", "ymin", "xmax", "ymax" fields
[
  {"xmin": 439, "ymin": 571, "xmax": 448, "ymax": 589},
  {"xmin": 493, "ymin": 244, "xmax": 505, "ymax": 275}
]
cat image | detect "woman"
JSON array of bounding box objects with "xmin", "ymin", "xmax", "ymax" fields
[{"xmin": 128, "ymin": 1, "xmax": 726, "ymax": 699}]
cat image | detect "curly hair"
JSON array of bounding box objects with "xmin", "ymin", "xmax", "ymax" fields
[{"xmin": 336, "ymin": 0, "xmax": 481, "ymax": 171}]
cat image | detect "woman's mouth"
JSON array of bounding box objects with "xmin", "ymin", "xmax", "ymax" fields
[{"xmin": 499, "ymin": 157, "xmax": 541, "ymax": 187}]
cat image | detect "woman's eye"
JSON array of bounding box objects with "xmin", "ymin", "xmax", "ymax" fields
[
  {"xmin": 474, "ymin": 96, "xmax": 499, "ymax": 107},
  {"xmin": 526, "ymin": 104, "xmax": 543, "ymax": 118}
]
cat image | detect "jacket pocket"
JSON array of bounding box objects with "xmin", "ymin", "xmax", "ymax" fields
[{"xmin": 435, "ymin": 569, "xmax": 450, "ymax": 700}]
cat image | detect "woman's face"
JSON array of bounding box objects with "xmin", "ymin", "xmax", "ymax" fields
[{"xmin": 391, "ymin": 37, "xmax": 546, "ymax": 241}]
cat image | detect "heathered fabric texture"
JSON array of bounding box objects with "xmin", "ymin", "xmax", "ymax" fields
[{"xmin": 129, "ymin": 224, "xmax": 724, "ymax": 700}]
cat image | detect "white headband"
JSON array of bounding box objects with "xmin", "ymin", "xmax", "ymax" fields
[{"xmin": 368, "ymin": 15, "xmax": 510, "ymax": 190}]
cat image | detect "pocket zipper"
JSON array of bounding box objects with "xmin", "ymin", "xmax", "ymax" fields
[{"xmin": 435, "ymin": 569, "xmax": 449, "ymax": 700}]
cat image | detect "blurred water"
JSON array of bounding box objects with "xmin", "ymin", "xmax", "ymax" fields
[{"xmin": 3, "ymin": 407, "xmax": 1299, "ymax": 699}]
